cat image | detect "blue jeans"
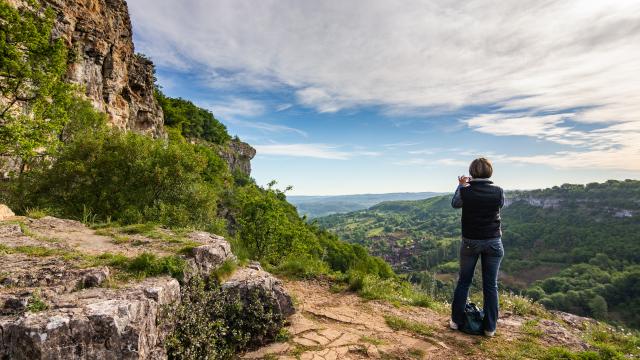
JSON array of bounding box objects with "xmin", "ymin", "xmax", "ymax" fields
[{"xmin": 451, "ymin": 237, "xmax": 504, "ymax": 332}]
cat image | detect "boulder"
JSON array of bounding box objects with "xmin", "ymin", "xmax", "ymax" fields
[
  {"xmin": 184, "ymin": 231, "xmax": 237, "ymax": 280},
  {"xmin": 0, "ymin": 277, "xmax": 180, "ymax": 360},
  {"xmin": 0, "ymin": 204, "xmax": 15, "ymax": 220},
  {"xmin": 222, "ymin": 262, "xmax": 295, "ymax": 318}
]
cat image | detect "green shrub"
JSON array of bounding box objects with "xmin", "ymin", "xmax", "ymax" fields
[
  {"xmin": 26, "ymin": 290, "xmax": 48, "ymax": 312},
  {"xmin": 156, "ymin": 90, "xmax": 231, "ymax": 145},
  {"xmin": 384, "ymin": 315, "xmax": 434, "ymax": 337},
  {"xmin": 11, "ymin": 124, "xmax": 229, "ymax": 229},
  {"xmin": 272, "ymin": 255, "xmax": 331, "ymax": 279},
  {"xmin": 234, "ymin": 182, "xmax": 320, "ymax": 264},
  {"xmin": 164, "ymin": 276, "xmax": 285, "ymax": 359}
]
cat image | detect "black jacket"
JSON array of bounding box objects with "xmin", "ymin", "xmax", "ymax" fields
[{"xmin": 453, "ymin": 179, "xmax": 504, "ymax": 239}]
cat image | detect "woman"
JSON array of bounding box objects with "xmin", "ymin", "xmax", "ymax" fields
[{"xmin": 449, "ymin": 157, "xmax": 505, "ymax": 337}]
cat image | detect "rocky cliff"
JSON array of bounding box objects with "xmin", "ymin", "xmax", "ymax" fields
[{"xmin": 7, "ymin": 0, "xmax": 164, "ymax": 138}]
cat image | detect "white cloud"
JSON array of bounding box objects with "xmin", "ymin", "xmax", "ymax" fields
[
  {"xmin": 275, "ymin": 103, "xmax": 293, "ymax": 112},
  {"xmin": 207, "ymin": 98, "xmax": 307, "ymax": 137},
  {"xmin": 254, "ymin": 143, "xmax": 350, "ymax": 160},
  {"xmin": 130, "ymin": 0, "xmax": 640, "ymax": 119},
  {"xmin": 207, "ymin": 98, "xmax": 265, "ymax": 120},
  {"xmin": 396, "ymin": 157, "xmax": 467, "ymax": 167},
  {"xmin": 464, "ymin": 112, "xmax": 640, "ymax": 170},
  {"xmin": 224, "ymin": 118, "xmax": 308, "ymax": 137},
  {"xmin": 501, "ymin": 120, "xmax": 640, "ymax": 171},
  {"xmin": 383, "ymin": 141, "xmax": 422, "ymax": 149},
  {"xmin": 129, "ymin": 0, "xmax": 640, "ymax": 170},
  {"xmin": 254, "ymin": 143, "xmax": 381, "ymax": 159},
  {"xmin": 463, "ymin": 112, "xmax": 592, "ymax": 146}
]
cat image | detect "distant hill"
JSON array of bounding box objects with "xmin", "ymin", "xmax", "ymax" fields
[
  {"xmin": 316, "ymin": 179, "xmax": 640, "ymax": 329},
  {"xmin": 287, "ymin": 192, "xmax": 444, "ymax": 218}
]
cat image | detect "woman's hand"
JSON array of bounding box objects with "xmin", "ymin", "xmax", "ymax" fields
[{"xmin": 458, "ymin": 175, "xmax": 471, "ymax": 186}]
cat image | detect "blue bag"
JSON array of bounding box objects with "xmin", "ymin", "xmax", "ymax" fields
[{"xmin": 461, "ymin": 303, "xmax": 485, "ymax": 335}]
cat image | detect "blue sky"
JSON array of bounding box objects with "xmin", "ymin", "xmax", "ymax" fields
[{"xmin": 128, "ymin": 1, "xmax": 640, "ymax": 195}]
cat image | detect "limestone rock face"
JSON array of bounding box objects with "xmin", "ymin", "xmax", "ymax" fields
[
  {"xmin": 218, "ymin": 139, "xmax": 257, "ymax": 176},
  {"xmin": 8, "ymin": 0, "xmax": 165, "ymax": 137},
  {"xmin": 0, "ymin": 277, "xmax": 180, "ymax": 360}
]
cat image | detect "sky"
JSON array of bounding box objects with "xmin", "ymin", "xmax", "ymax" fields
[{"xmin": 128, "ymin": 0, "xmax": 640, "ymax": 195}]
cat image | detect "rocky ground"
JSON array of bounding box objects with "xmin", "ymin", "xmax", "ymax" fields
[
  {"xmin": 0, "ymin": 210, "xmax": 606, "ymax": 359},
  {"xmin": 244, "ymin": 280, "xmax": 596, "ymax": 360},
  {"xmin": 0, "ymin": 213, "xmax": 292, "ymax": 359}
]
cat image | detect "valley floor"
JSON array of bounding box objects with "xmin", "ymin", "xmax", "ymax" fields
[{"xmin": 244, "ymin": 279, "xmax": 594, "ymax": 359}]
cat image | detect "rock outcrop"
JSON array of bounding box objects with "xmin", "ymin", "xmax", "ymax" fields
[
  {"xmin": 7, "ymin": 0, "xmax": 164, "ymax": 138},
  {"xmin": 218, "ymin": 139, "xmax": 257, "ymax": 176},
  {"xmin": 0, "ymin": 213, "xmax": 294, "ymax": 359}
]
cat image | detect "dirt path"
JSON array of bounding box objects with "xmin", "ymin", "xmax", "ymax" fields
[{"xmin": 243, "ymin": 280, "xmax": 527, "ymax": 359}]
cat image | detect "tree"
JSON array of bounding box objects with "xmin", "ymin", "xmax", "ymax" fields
[
  {"xmin": 0, "ymin": 1, "xmax": 74, "ymax": 169},
  {"xmin": 588, "ymin": 295, "xmax": 608, "ymax": 319}
]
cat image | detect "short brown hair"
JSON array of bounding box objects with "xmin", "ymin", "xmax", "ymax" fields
[{"xmin": 469, "ymin": 158, "xmax": 493, "ymax": 178}]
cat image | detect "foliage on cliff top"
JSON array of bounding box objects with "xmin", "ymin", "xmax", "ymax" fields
[{"xmin": 156, "ymin": 89, "xmax": 231, "ymax": 145}]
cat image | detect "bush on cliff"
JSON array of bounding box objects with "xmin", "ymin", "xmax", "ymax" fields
[
  {"xmin": 9, "ymin": 120, "xmax": 229, "ymax": 230},
  {"xmin": 164, "ymin": 276, "xmax": 285, "ymax": 360},
  {"xmin": 156, "ymin": 89, "xmax": 231, "ymax": 145}
]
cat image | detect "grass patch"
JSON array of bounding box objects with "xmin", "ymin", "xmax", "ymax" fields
[
  {"xmin": 211, "ymin": 259, "xmax": 238, "ymax": 283},
  {"xmin": 0, "ymin": 243, "xmax": 186, "ymax": 280},
  {"xmin": 384, "ymin": 315, "xmax": 434, "ymax": 337},
  {"xmin": 0, "ymin": 244, "xmax": 68, "ymax": 257},
  {"xmin": 330, "ymin": 282, "xmax": 348, "ymax": 293},
  {"xmin": 500, "ymin": 293, "xmax": 550, "ymax": 318},
  {"xmin": 271, "ymin": 255, "xmax": 331, "ymax": 279},
  {"xmin": 111, "ymin": 235, "xmax": 131, "ymax": 245},
  {"xmin": 91, "ymin": 252, "xmax": 186, "ymax": 280},
  {"xmin": 345, "ymin": 272, "xmax": 441, "ymax": 310},
  {"xmin": 275, "ymin": 328, "xmax": 291, "ymax": 342},
  {"xmin": 522, "ymin": 320, "xmax": 543, "ymax": 338},
  {"xmin": 478, "ymin": 318, "xmax": 640, "ymax": 359},
  {"xmin": 119, "ymin": 223, "xmax": 157, "ymax": 235},
  {"xmin": 584, "ymin": 323, "xmax": 640, "ymax": 358},
  {"xmin": 360, "ymin": 335, "xmax": 386, "ymax": 345},
  {"xmin": 25, "ymin": 208, "xmax": 49, "ymax": 219},
  {"xmin": 26, "ymin": 290, "xmax": 48, "ymax": 312},
  {"xmin": 408, "ymin": 348, "xmax": 425, "ymax": 359}
]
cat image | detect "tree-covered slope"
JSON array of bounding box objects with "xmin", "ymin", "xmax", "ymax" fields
[
  {"xmin": 288, "ymin": 192, "xmax": 444, "ymax": 218},
  {"xmin": 316, "ymin": 180, "xmax": 640, "ymax": 328}
]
